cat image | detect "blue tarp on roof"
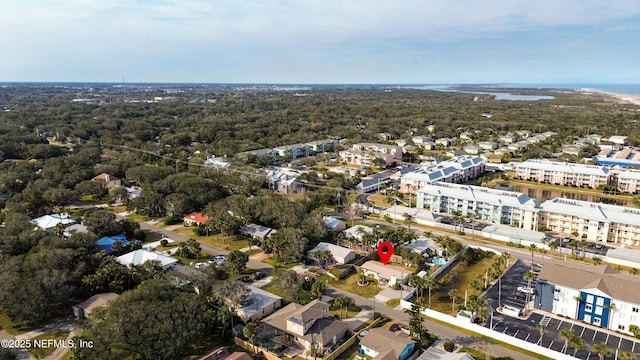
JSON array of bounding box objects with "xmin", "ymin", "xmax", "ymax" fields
[{"xmin": 96, "ymin": 234, "xmax": 129, "ymax": 254}]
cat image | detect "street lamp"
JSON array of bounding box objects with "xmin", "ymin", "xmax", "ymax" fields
[{"xmin": 490, "ymin": 307, "xmax": 494, "ymax": 330}]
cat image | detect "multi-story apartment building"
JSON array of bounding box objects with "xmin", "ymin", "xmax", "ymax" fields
[
  {"xmin": 514, "ymin": 159, "xmax": 611, "ymax": 188},
  {"xmin": 536, "ymin": 260, "xmax": 640, "ymax": 337},
  {"xmin": 352, "ymin": 143, "xmax": 403, "ymax": 158},
  {"xmin": 415, "ymin": 182, "xmax": 539, "ymax": 229},
  {"xmin": 399, "ymin": 156, "xmax": 485, "ymax": 193},
  {"xmin": 617, "ymin": 169, "xmax": 640, "ymax": 194},
  {"xmin": 538, "ymin": 198, "xmax": 640, "ymax": 246},
  {"xmin": 339, "ymin": 143, "xmax": 403, "ymax": 167}
]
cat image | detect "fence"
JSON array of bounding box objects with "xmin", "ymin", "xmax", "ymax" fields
[
  {"xmin": 399, "ymin": 291, "xmax": 578, "ymax": 360},
  {"xmin": 235, "ymin": 337, "xmax": 282, "ymax": 360}
]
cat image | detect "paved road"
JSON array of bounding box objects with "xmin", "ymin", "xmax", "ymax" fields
[{"xmin": 0, "ymin": 329, "xmax": 33, "ymax": 359}]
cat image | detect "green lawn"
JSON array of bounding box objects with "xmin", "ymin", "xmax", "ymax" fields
[
  {"xmin": 316, "ymin": 272, "xmax": 382, "ymax": 299},
  {"xmin": 261, "ymin": 257, "xmax": 301, "ymax": 269},
  {"xmin": 261, "ymin": 269, "xmax": 315, "ymax": 305},
  {"xmin": 28, "ymin": 330, "xmax": 69, "ymax": 359}
]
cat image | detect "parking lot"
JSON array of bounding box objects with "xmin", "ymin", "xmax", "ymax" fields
[{"xmin": 482, "ymin": 260, "xmax": 640, "ymax": 359}]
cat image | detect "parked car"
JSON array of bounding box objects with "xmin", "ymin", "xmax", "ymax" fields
[
  {"xmin": 195, "ymin": 262, "xmax": 209, "ymax": 269},
  {"xmin": 562, "ymin": 237, "xmax": 571, "ymax": 243},
  {"xmin": 595, "ymin": 243, "xmax": 604, "ymax": 249},
  {"xmin": 240, "ymin": 276, "xmax": 253, "ymax": 283},
  {"xmin": 517, "ymin": 286, "xmax": 535, "ymax": 295},
  {"xmin": 513, "ymin": 291, "xmax": 526, "ymax": 300},
  {"xmin": 389, "ymin": 323, "xmax": 401, "ymax": 332},
  {"xmin": 252, "ymin": 271, "xmax": 265, "ymax": 280}
]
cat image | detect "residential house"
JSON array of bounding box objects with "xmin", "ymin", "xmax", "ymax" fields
[
  {"xmin": 31, "ymin": 213, "xmax": 75, "ymax": 232},
  {"xmin": 96, "ymin": 234, "xmax": 129, "ymax": 254},
  {"xmin": 322, "ymin": 216, "xmax": 346, "ymax": 232},
  {"xmin": 241, "ymin": 223, "xmax": 277, "ymax": 241},
  {"xmin": 498, "ymin": 134, "xmax": 515, "ymax": 144},
  {"xmin": 92, "ymin": 173, "xmax": 122, "ymax": 189},
  {"xmin": 260, "ymin": 300, "xmax": 348, "ymax": 353},
  {"xmin": 236, "ymin": 284, "xmax": 283, "ymax": 323},
  {"xmin": 535, "ymin": 260, "xmax": 640, "ymax": 336},
  {"xmin": 463, "ymin": 145, "xmax": 481, "ymax": 155},
  {"xmin": 308, "ymin": 242, "xmax": 356, "ymax": 265},
  {"xmin": 422, "ymin": 141, "xmax": 436, "ymax": 150},
  {"xmin": 516, "ymin": 130, "xmax": 531, "ymax": 138},
  {"xmin": 126, "ymin": 186, "xmax": 145, "ymax": 200},
  {"xmin": 435, "ymin": 138, "xmax": 452, "ymax": 148},
  {"xmin": 403, "ymin": 237, "xmax": 439, "ymax": 256},
  {"xmin": 378, "ymin": 132, "xmax": 393, "ymax": 141},
  {"xmin": 116, "ymin": 249, "xmax": 178, "ymax": 270},
  {"xmin": 73, "ymin": 293, "xmax": 119, "ymax": 319},
  {"xmin": 63, "ymin": 223, "xmax": 89, "ymax": 237},
  {"xmin": 608, "ymin": 136, "xmax": 628, "ymax": 145},
  {"xmin": 416, "ymin": 182, "xmax": 540, "ymax": 229},
  {"xmin": 183, "ymin": 211, "xmax": 208, "ymax": 226},
  {"xmin": 266, "ymin": 168, "xmax": 303, "ymax": 193},
  {"xmin": 361, "ymin": 260, "xmax": 412, "ymax": 287},
  {"xmin": 411, "ymin": 135, "xmax": 430, "ymax": 145},
  {"xmin": 343, "ymin": 225, "xmax": 374, "ymax": 242},
  {"xmin": 514, "ymin": 159, "xmax": 611, "ymax": 188},
  {"xmin": 395, "ymin": 139, "xmax": 407, "ymax": 147},
  {"xmin": 204, "ymin": 156, "xmax": 231, "ymax": 169},
  {"xmin": 359, "ymin": 327, "xmax": 416, "ymax": 360},
  {"xmin": 538, "ymin": 198, "xmax": 640, "ymax": 246},
  {"xmin": 478, "ymin": 141, "xmax": 497, "ymax": 150}
]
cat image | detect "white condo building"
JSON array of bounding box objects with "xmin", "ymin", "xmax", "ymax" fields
[
  {"xmin": 415, "ymin": 182, "xmax": 539, "ymax": 229},
  {"xmin": 538, "ymin": 198, "xmax": 640, "ymax": 246},
  {"xmin": 514, "ymin": 159, "xmax": 611, "ymax": 188},
  {"xmin": 617, "ymin": 169, "xmax": 640, "ymax": 194}
]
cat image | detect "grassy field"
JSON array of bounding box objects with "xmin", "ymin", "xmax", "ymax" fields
[
  {"xmin": 416, "ymin": 257, "xmax": 497, "ymax": 315},
  {"xmin": 171, "ymin": 227, "xmax": 249, "ymax": 251}
]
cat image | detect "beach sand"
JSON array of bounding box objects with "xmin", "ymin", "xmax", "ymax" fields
[{"xmin": 579, "ymin": 88, "xmax": 640, "ymax": 106}]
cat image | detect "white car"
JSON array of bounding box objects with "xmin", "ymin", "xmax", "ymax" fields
[
  {"xmin": 209, "ymin": 255, "xmax": 226, "ymax": 264},
  {"xmin": 517, "ymin": 286, "xmax": 535, "ymax": 295},
  {"xmin": 195, "ymin": 262, "xmax": 210, "ymax": 269}
]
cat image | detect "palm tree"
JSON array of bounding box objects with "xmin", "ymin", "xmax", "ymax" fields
[
  {"xmin": 537, "ymin": 324, "xmax": 546, "ymax": 346},
  {"xmin": 523, "ymin": 271, "xmax": 536, "ymax": 314},
  {"xmin": 593, "ymin": 256, "xmax": 602, "ymax": 265},
  {"xmin": 424, "ymin": 277, "xmax": 437, "ymax": 309},
  {"xmin": 559, "ymin": 328, "xmax": 574, "ymax": 354},
  {"xmin": 579, "ymin": 240, "xmax": 588, "ymax": 259},
  {"xmin": 573, "ymin": 295, "xmax": 584, "ymax": 319},
  {"xmin": 409, "ymin": 274, "xmax": 426, "ymax": 300},
  {"xmin": 448, "ymin": 289, "xmax": 460, "ymax": 314},
  {"xmin": 549, "ymin": 241, "xmax": 558, "ymax": 257},
  {"xmin": 501, "ymin": 252, "xmax": 511, "ymax": 269},
  {"xmin": 592, "ymin": 342, "xmax": 612, "ymax": 360},
  {"xmin": 529, "ymin": 244, "xmax": 537, "ymax": 270},
  {"xmin": 568, "ymin": 240, "xmax": 579, "ymax": 256},
  {"xmin": 313, "ymin": 249, "xmax": 332, "ymax": 268},
  {"xmin": 311, "ymin": 282, "xmax": 326, "ymax": 299},
  {"xmin": 216, "ymin": 306, "xmax": 231, "ymax": 340},
  {"xmin": 243, "ymin": 320, "xmax": 259, "ymax": 354},
  {"xmin": 334, "ymin": 295, "xmax": 355, "ymax": 318},
  {"xmin": 570, "ymin": 335, "xmax": 585, "ymax": 357},
  {"xmin": 403, "ymin": 213, "xmax": 414, "ymax": 232},
  {"xmin": 618, "ymin": 351, "xmax": 637, "ymax": 360}
]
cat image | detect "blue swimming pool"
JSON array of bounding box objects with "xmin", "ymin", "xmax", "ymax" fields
[{"xmin": 432, "ymin": 258, "xmax": 447, "ymax": 265}]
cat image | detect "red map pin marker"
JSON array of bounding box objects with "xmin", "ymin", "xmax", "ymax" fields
[{"xmin": 377, "ymin": 241, "xmax": 394, "ymax": 265}]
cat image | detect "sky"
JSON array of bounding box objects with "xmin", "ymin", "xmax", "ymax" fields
[{"xmin": 2, "ymin": 0, "xmax": 640, "ymax": 84}]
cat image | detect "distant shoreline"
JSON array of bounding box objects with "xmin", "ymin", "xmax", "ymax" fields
[{"xmin": 578, "ymin": 88, "xmax": 640, "ymax": 106}]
